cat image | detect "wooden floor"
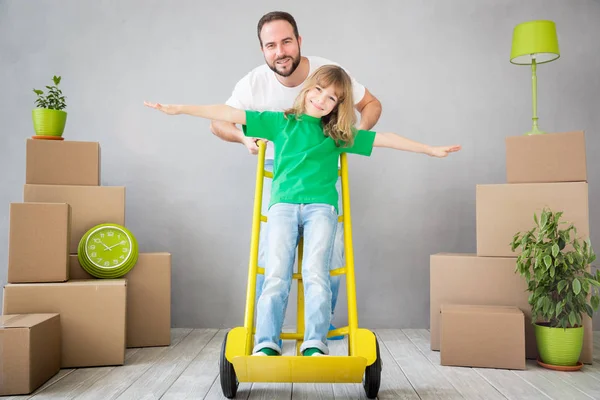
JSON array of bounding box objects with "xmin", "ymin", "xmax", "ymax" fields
[{"xmin": 5, "ymin": 329, "xmax": 600, "ymax": 400}]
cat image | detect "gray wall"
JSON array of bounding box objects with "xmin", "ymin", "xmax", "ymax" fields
[{"xmin": 1, "ymin": 0, "xmax": 599, "ymax": 331}]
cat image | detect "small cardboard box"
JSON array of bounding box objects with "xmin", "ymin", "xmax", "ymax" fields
[
  {"xmin": 476, "ymin": 182, "xmax": 589, "ymax": 257},
  {"xmin": 23, "ymin": 184, "xmax": 125, "ymax": 253},
  {"xmin": 506, "ymin": 131, "xmax": 586, "ymax": 183},
  {"xmin": 0, "ymin": 313, "xmax": 61, "ymax": 396},
  {"xmin": 8, "ymin": 202, "xmax": 70, "ymax": 283},
  {"xmin": 430, "ymin": 253, "xmax": 593, "ymax": 364},
  {"xmin": 26, "ymin": 139, "xmax": 101, "ymax": 186},
  {"xmin": 3, "ymin": 280, "xmax": 127, "ymax": 368},
  {"xmin": 440, "ymin": 304, "xmax": 525, "ymax": 370},
  {"xmin": 70, "ymin": 252, "xmax": 172, "ymax": 348}
]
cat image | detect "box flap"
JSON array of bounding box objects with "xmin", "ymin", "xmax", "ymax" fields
[
  {"xmin": 5, "ymin": 279, "xmax": 126, "ymax": 289},
  {"xmin": 0, "ymin": 313, "xmax": 59, "ymax": 329},
  {"xmin": 441, "ymin": 304, "xmax": 523, "ymax": 315}
]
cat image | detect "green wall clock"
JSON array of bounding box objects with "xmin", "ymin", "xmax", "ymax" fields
[{"xmin": 78, "ymin": 223, "xmax": 139, "ymax": 278}]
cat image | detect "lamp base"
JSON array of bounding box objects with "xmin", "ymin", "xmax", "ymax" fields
[{"xmin": 524, "ymin": 126, "xmax": 546, "ymax": 136}]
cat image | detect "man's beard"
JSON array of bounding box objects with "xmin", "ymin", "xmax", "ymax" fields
[{"xmin": 267, "ymin": 53, "xmax": 301, "ymax": 77}]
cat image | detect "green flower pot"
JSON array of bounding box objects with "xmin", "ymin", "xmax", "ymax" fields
[
  {"xmin": 32, "ymin": 108, "xmax": 67, "ymax": 136},
  {"xmin": 535, "ymin": 322, "xmax": 583, "ymax": 366}
]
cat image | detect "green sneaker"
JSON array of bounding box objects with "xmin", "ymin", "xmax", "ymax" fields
[
  {"xmin": 253, "ymin": 348, "xmax": 279, "ymax": 356},
  {"xmin": 302, "ymin": 347, "xmax": 325, "ymax": 356}
]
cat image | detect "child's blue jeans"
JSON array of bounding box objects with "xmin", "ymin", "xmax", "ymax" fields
[
  {"xmin": 252, "ymin": 202, "xmax": 338, "ymax": 355},
  {"xmin": 255, "ymin": 160, "xmax": 344, "ymax": 320}
]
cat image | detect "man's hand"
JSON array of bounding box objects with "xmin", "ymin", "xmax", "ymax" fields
[
  {"xmin": 242, "ymin": 138, "xmax": 269, "ymax": 155},
  {"xmin": 243, "ymin": 137, "xmax": 260, "ymax": 155}
]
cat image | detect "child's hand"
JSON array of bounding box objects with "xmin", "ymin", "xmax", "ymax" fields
[
  {"xmin": 428, "ymin": 145, "xmax": 461, "ymax": 158},
  {"xmin": 144, "ymin": 101, "xmax": 181, "ymax": 115}
]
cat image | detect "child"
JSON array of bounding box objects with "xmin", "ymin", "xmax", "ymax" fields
[{"xmin": 145, "ymin": 65, "xmax": 461, "ymax": 357}]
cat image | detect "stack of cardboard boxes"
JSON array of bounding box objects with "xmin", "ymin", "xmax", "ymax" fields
[
  {"xmin": 430, "ymin": 130, "xmax": 593, "ymax": 369},
  {"xmin": 1, "ymin": 139, "xmax": 172, "ymax": 396}
]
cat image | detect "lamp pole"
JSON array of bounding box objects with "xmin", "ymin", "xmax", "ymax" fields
[{"xmin": 529, "ymin": 56, "xmax": 544, "ymax": 135}]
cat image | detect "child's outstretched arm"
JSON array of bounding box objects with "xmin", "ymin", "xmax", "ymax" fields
[
  {"xmin": 144, "ymin": 102, "xmax": 246, "ymax": 125},
  {"xmin": 373, "ymin": 132, "xmax": 461, "ymax": 158}
]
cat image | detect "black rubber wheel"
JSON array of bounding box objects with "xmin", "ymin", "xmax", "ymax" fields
[
  {"xmin": 220, "ymin": 331, "xmax": 239, "ymax": 398},
  {"xmin": 363, "ymin": 338, "xmax": 382, "ymax": 399}
]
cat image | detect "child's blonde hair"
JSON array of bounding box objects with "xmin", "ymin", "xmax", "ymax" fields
[{"xmin": 284, "ymin": 65, "xmax": 356, "ymax": 147}]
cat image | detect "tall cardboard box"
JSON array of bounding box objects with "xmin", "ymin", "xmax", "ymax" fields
[
  {"xmin": 26, "ymin": 139, "xmax": 101, "ymax": 186},
  {"xmin": 8, "ymin": 202, "xmax": 70, "ymax": 283},
  {"xmin": 0, "ymin": 314, "xmax": 61, "ymax": 396},
  {"xmin": 23, "ymin": 184, "xmax": 125, "ymax": 253},
  {"xmin": 2, "ymin": 280, "xmax": 127, "ymax": 368},
  {"xmin": 476, "ymin": 182, "xmax": 589, "ymax": 257},
  {"xmin": 430, "ymin": 253, "xmax": 594, "ymax": 364},
  {"xmin": 440, "ymin": 304, "xmax": 525, "ymax": 370},
  {"xmin": 70, "ymin": 253, "xmax": 172, "ymax": 347},
  {"xmin": 505, "ymin": 131, "xmax": 587, "ymax": 183}
]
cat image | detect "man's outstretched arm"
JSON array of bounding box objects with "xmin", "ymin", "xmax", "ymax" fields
[{"xmin": 355, "ymin": 88, "xmax": 382, "ymax": 131}]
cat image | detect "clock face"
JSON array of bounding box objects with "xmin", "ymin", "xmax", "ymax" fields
[{"xmin": 84, "ymin": 226, "xmax": 132, "ymax": 270}]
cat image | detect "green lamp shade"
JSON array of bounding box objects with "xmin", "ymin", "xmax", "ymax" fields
[
  {"xmin": 78, "ymin": 223, "xmax": 139, "ymax": 279},
  {"xmin": 510, "ymin": 20, "xmax": 560, "ymax": 65}
]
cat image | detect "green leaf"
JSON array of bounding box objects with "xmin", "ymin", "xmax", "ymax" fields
[
  {"xmin": 541, "ymin": 212, "xmax": 548, "ymax": 229},
  {"xmin": 569, "ymin": 311, "xmax": 577, "ymax": 327},
  {"xmin": 558, "ymin": 280, "xmax": 567, "ymax": 294},
  {"xmin": 585, "ymin": 304, "xmax": 594, "ymax": 318},
  {"xmin": 588, "ymin": 278, "xmax": 600, "ymax": 288},
  {"xmin": 550, "ymin": 265, "xmax": 555, "ymax": 278},
  {"xmin": 534, "ymin": 213, "xmax": 538, "ymax": 225},
  {"xmin": 573, "ymin": 278, "xmax": 581, "ymax": 295},
  {"xmin": 555, "ymin": 302, "xmax": 563, "ymax": 316},
  {"xmin": 592, "ymin": 295, "xmax": 600, "ymax": 311},
  {"xmin": 544, "ymin": 255, "xmax": 552, "ymax": 268},
  {"xmin": 552, "ymin": 244, "xmax": 559, "ymax": 257}
]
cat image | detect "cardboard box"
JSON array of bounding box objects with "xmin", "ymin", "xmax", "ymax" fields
[
  {"xmin": 440, "ymin": 304, "xmax": 525, "ymax": 370},
  {"xmin": 23, "ymin": 184, "xmax": 125, "ymax": 253},
  {"xmin": 430, "ymin": 253, "xmax": 593, "ymax": 363},
  {"xmin": 8, "ymin": 203, "xmax": 70, "ymax": 283},
  {"xmin": 0, "ymin": 314, "xmax": 61, "ymax": 396},
  {"xmin": 2, "ymin": 280, "xmax": 127, "ymax": 368},
  {"xmin": 26, "ymin": 139, "xmax": 100, "ymax": 186},
  {"xmin": 506, "ymin": 131, "xmax": 587, "ymax": 183},
  {"xmin": 70, "ymin": 253, "xmax": 172, "ymax": 348},
  {"xmin": 476, "ymin": 182, "xmax": 589, "ymax": 257}
]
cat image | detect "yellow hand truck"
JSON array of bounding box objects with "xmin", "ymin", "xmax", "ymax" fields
[{"xmin": 219, "ymin": 141, "xmax": 382, "ymax": 398}]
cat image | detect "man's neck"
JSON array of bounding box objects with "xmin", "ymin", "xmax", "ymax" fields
[{"xmin": 275, "ymin": 57, "xmax": 309, "ymax": 88}]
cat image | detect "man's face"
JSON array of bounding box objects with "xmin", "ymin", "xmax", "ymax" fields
[{"xmin": 260, "ymin": 20, "xmax": 302, "ymax": 77}]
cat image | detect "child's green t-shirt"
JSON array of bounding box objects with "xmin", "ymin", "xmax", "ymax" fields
[{"xmin": 242, "ymin": 110, "xmax": 376, "ymax": 212}]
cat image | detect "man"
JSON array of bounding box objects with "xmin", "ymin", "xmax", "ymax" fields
[{"xmin": 210, "ymin": 11, "xmax": 382, "ymax": 338}]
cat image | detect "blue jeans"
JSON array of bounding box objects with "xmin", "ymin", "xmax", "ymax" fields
[
  {"xmin": 253, "ymin": 203, "xmax": 338, "ymax": 355},
  {"xmin": 255, "ymin": 161, "xmax": 344, "ymax": 318}
]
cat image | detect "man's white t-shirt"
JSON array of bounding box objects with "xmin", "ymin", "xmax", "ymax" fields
[{"xmin": 225, "ymin": 56, "xmax": 366, "ymax": 160}]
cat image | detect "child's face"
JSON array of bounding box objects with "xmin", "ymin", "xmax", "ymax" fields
[{"xmin": 304, "ymin": 85, "xmax": 339, "ymax": 118}]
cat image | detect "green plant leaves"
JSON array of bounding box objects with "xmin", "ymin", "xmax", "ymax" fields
[
  {"xmin": 32, "ymin": 76, "xmax": 66, "ymax": 111},
  {"xmin": 568, "ymin": 311, "xmax": 577, "ymax": 327},
  {"xmin": 573, "ymin": 278, "xmax": 581, "ymax": 295},
  {"xmin": 555, "ymin": 302, "xmax": 563, "ymax": 316},
  {"xmin": 511, "ymin": 207, "xmax": 600, "ymax": 328},
  {"xmin": 557, "ymin": 280, "xmax": 567, "ymax": 294}
]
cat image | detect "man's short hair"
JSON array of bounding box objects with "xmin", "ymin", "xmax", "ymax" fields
[{"xmin": 257, "ymin": 11, "xmax": 300, "ymax": 47}]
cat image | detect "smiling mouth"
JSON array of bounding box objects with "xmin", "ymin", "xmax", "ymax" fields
[
  {"xmin": 310, "ymin": 100, "xmax": 323, "ymax": 111},
  {"xmin": 276, "ymin": 58, "xmax": 290, "ymax": 65}
]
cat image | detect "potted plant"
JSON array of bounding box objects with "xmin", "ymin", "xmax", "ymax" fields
[
  {"xmin": 511, "ymin": 208, "xmax": 600, "ymax": 369},
  {"xmin": 32, "ymin": 75, "xmax": 67, "ymax": 138}
]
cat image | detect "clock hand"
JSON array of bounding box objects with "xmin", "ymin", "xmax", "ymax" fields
[{"xmin": 106, "ymin": 241, "xmax": 126, "ymax": 250}]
